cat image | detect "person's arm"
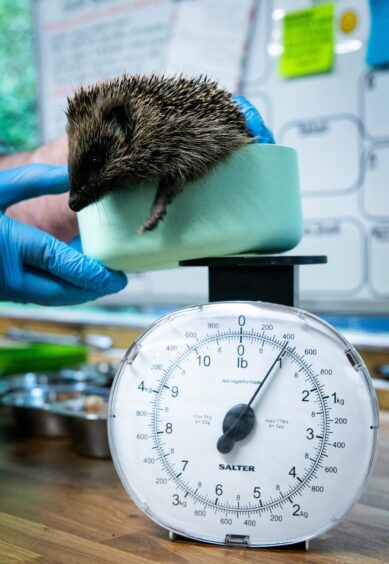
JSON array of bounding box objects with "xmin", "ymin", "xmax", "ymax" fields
[{"xmin": 1, "ymin": 135, "xmax": 78, "ymax": 243}]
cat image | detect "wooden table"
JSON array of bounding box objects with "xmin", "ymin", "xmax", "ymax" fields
[{"xmin": 0, "ymin": 414, "xmax": 388, "ymax": 563}]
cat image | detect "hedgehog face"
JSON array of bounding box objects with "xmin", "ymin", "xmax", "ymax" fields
[
  {"xmin": 67, "ymin": 103, "xmax": 135, "ymax": 212},
  {"xmin": 68, "ymin": 142, "xmax": 108, "ymax": 211}
]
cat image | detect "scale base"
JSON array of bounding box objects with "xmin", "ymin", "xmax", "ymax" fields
[{"xmin": 168, "ymin": 530, "xmax": 309, "ymax": 550}]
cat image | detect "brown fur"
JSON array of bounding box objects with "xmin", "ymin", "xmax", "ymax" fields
[{"xmin": 66, "ymin": 74, "xmax": 254, "ymax": 231}]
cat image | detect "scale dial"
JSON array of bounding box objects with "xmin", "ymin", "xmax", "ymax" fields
[{"xmin": 108, "ymin": 302, "xmax": 378, "ymax": 547}]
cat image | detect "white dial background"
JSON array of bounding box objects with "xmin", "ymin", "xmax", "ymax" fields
[{"xmin": 109, "ymin": 302, "xmax": 378, "ymax": 547}]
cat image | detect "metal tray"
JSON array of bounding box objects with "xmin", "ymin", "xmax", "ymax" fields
[
  {"xmin": 1, "ymin": 383, "xmax": 88, "ymax": 437},
  {"xmin": 51, "ymin": 388, "xmax": 110, "ymax": 458}
]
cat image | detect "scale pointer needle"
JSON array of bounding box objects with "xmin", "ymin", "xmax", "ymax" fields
[{"xmin": 217, "ymin": 341, "xmax": 289, "ymax": 454}]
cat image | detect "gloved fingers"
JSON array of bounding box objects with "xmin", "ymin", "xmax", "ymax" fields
[
  {"xmin": 0, "ymin": 164, "xmax": 69, "ymax": 210},
  {"xmin": 232, "ymin": 94, "xmax": 275, "ymax": 144},
  {"xmin": 21, "ymin": 267, "xmax": 115, "ymax": 306},
  {"xmin": 0, "ymin": 215, "xmax": 25, "ymax": 291},
  {"xmin": 68, "ymin": 236, "xmax": 83, "ymax": 252},
  {"xmin": 16, "ymin": 221, "xmax": 127, "ymax": 294}
]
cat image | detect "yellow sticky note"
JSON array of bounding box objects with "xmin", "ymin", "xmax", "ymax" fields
[{"xmin": 280, "ymin": 3, "xmax": 335, "ymax": 78}]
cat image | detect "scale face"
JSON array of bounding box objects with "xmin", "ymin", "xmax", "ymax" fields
[{"xmin": 108, "ymin": 302, "xmax": 378, "ymax": 547}]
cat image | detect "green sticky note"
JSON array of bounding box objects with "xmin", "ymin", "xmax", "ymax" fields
[{"xmin": 280, "ymin": 3, "xmax": 334, "ymax": 78}]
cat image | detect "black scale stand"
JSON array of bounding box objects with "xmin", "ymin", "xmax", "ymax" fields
[
  {"xmin": 180, "ymin": 255, "xmax": 327, "ymax": 307},
  {"xmin": 179, "ymin": 254, "xmax": 328, "ymax": 551}
]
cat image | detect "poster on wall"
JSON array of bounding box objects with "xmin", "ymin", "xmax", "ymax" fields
[{"xmin": 36, "ymin": 0, "xmax": 174, "ymax": 140}]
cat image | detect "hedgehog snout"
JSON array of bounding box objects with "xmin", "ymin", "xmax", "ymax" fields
[
  {"xmin": 69, "ymin": 194, "xmax": 83, "ymax": 212},
  {"xmin": 69, "ymin": 187, "xmax": 89, "ymax": 212}
]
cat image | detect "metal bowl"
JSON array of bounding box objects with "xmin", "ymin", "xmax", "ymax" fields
[
  {"xmin": 0, "ymin": 380, "xmax": 10, "ymax": 397},
  {"xmin": 5, "ymin": 366, "xmax": 111, "ymax": 392},
  {"xmin": 1, "ymin": 383, "xmax": 88, "ymax": 437},
  {"xmin": 86, "ymin": 362, "xmax": 119, "ymax": 386},
  {"xmin": 51, "ymin": 387, "xmax": 110, "ymax": 458}
]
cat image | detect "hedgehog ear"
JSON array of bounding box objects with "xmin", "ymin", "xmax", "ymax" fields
[{"xmin": 103, "ymin": 105, "xmax": 132, "ymax": 138}]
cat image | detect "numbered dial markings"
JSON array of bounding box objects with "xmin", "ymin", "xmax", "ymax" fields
[
  {"xmin": 109, "ymin": 302, "xmax": 378, "ymax": 547},
  {"xmin": 152, "ymin": 335, "xmax": 328, "ymax": 512}
]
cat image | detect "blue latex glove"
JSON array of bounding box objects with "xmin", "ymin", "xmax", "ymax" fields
[
  {"xmin": 0, "ymin": 164, "xmax": 127, "ymax": 305},
  {"xmin": 233, "ymin": 94, "xmax": 275, "ymax": 144}
]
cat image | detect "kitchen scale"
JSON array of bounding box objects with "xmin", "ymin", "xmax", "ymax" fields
[{"xmin": 108, "ymin": 255, "xmax": 379, "ymax": 548}]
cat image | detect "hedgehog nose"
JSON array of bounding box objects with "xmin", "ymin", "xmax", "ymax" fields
[{"xmin": 69, "ymin": 194, "xmax": 83, "ymax": 212}]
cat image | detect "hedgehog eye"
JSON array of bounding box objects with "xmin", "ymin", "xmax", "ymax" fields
[{"xmin": 89, "ymin": 153, "xmax": 103, "ymax": 170}]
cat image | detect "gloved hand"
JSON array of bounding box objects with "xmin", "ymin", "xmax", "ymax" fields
[
  {"xmin": 0, "ymin": 164, "xmax": 127, "ymax": 305},
  {"xmin": 233, "ymin": 94, "xmax": 275, "ymax": 144}
]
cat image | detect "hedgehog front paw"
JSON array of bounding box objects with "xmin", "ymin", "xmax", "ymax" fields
[
  {"xmin": 138, "ymin": 175, "xmax": 184, "ymax": 234},
  {"xmin": 138, "ymin": 204, "xmax": 167, "ymax": 234}
]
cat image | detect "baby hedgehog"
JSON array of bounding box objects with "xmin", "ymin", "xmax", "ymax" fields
[{"xmin": 66, "ymin": 74, "xmax": 255, "ymax": 232}]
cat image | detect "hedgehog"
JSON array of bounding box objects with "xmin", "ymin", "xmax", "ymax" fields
[{"xmin": 66, "ymin": 74, "xmax": 255, "ymax": 232}]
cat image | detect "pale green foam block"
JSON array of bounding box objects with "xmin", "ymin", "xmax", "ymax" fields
[{"xmin": 78, "ymin": 144, "xmax": 303, "ymax": 272}]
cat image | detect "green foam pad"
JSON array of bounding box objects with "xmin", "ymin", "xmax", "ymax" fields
[{"xmin": 78, "ymin": 144, "xmax": 303, "ymax": 272}]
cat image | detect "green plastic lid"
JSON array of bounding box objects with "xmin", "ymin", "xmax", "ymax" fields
[{"xmin": 0, "ymin": 343, "xmax": 87, "ymax": 375}]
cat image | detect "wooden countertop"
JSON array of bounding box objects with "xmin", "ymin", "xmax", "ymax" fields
[{"xmin": 0, "ymin": 414, "xmax": 388, "ymax": 563}]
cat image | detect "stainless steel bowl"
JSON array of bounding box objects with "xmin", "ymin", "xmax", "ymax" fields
[
  {"xmin": 5, "ymin": 366, "xmax": 111, "ymax": 392},
  {"xmin": 1, "ymin": 383, "xmax": 88, "ymax": 437},
  {"xmin": 0, "ymin": 380, "xmax": 10, "ymax": 397},
  {"xmin": 51, "ymin": 387, "xmax": 110, "ymax": 458}
]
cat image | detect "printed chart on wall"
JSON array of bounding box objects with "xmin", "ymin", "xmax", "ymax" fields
[
  {"xmin": 35, "ymin": 0, "xmax": 174, "ymax": 141},
  {"xmin": 242, "ymin": 0, "xmax": 389, "ymax": 313}
]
